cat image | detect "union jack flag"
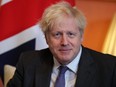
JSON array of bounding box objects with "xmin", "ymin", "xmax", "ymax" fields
[{"xmin": 0, "ymin": 0, "xmax": 75, "ymax": 81}]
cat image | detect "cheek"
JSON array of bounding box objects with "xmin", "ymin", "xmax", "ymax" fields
[
  {"xmin": 72, "ymin": 37, "xmax": 82, "ymax": 44},
  {"xmin": 70, "ymin": 39, "xmax": 82, "ymax": 50},
  {"xmin": 46, "ymin": 38, "xmax": 59, "ymax": 48}
]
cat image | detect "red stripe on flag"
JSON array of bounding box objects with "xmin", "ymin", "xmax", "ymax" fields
[{"xmin": 0, "ymin": 0, "xmax": 75, "ymax": 41}]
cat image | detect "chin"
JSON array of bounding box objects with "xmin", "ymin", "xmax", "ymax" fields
[{"xmin": 60, "ymin": 59, "xmax": 72, "ymax": 65}]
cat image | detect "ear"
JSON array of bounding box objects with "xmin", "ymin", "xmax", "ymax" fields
[
  {"xmin": 81, "ymin": 34, "xmax": 84, "ymax": 42},
  {"xmin": 45, "ymin": 33, "xmax": 49, "ymax": 44}
]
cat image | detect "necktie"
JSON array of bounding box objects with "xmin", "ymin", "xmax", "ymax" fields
[{"xmin": 55, "ymin": 66, "xmax": 68, "ymax": 87}]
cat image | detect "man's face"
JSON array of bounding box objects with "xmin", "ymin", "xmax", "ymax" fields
[{"xmin": 46, "ymin": 16, "xmax": 83, "ymax": 65}]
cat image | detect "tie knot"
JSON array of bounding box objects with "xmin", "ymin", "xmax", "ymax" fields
[{"xmin": 59, "ymin": 66, "xmax": 68, "ymax": 74}]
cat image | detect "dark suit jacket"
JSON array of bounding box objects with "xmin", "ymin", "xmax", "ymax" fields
[{"xmin": 7, "ymin": 46, "xmax": 116, "ymax": 87}]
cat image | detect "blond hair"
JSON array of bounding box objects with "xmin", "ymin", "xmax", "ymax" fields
[{"xmin": 39, "ymin": 1, "xmax": 86, "ymax": 35}]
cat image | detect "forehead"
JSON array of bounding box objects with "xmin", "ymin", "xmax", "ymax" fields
[{"xmin": 51, "ymin": 15, "xmax": 78, "ymax": 31}]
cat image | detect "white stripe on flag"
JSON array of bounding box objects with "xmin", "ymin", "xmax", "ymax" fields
[
  {"xmin": 1, "ymin": 0, "xmax": 12, "ymax": 6},
  {"xmin": 0, "ymin": 24, "xmax": 48, "ymax": 54},
  {"xmin": 35, "ymin": 25, "xmax": 48, "ymax": 50}
]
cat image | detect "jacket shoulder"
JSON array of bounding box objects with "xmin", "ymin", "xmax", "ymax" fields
[
  {"xmin": 83, "ymin": 47, "xmax": 116, "ymax": 63},
  {"xmin": 17, "ymin": 48, "xmax": 52, "ymax": 67}
]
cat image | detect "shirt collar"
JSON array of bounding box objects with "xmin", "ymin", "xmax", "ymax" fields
[{"xmin": 53, "ymin": 46, "xmax": 82, "ymax": 74}]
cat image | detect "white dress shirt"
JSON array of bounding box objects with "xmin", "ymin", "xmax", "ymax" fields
[{"xmin": 50, "ymin": 46, "xmax": 82, "ymax": 87}]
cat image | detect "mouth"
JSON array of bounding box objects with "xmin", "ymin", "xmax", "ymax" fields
[{"xmin": 59, "ymin": 49, "xmax": 71, "ymax": 53}]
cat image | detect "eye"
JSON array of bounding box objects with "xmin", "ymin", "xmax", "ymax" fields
[
  {"xmin": 52, "ymin": 32, "xmax": 62, "ymax": 38},
  {"xmin": 67, "ymin": 32, "xmax": 77, "ymax": 38}
]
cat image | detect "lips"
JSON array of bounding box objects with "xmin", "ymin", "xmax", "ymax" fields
[
  {"xmin": 59, "ymin": 49, "xmax": 71, "ymax": 51},
  {"xmin": 59, "ymin": 48, "xmax": 71, "ymax": 53}
]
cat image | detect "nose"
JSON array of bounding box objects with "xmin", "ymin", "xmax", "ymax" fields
[{"xmin": 61, "ymin": 34, "xmax": 68, "ymax": 46}]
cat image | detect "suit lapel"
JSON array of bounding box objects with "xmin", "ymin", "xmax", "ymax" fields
[
  {"xmin": 75, "ymin": 47, "xmax": 97, "ymax": 87},
  {"xmin": 35, "ymin": 49, "xmax": 54, "ymax": 87},
  {"xmin": 34, "ymin": 47, "xmax": 97, "ymax": 87}
]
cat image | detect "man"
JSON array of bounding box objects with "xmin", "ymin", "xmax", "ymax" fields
[{"xmin": 7, "ymin": 1, "xmax": 116, "ymax": 87}]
